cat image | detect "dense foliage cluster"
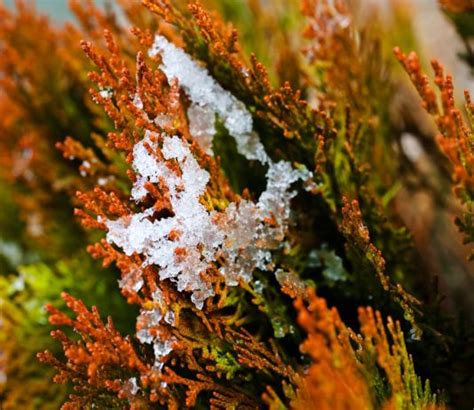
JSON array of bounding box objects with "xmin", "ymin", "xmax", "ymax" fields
[{"xmin": 0, "ymin": 0, "xmax": 473, "ymax": 409}]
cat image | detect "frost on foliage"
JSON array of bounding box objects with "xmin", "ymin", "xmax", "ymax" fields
[
  {"xmin": 118, "ymin": 269, "xmax": 144, "ymax": 293},
  {"xmin": 136, "ymin": 289, "xmax": 175, "ymax": 369},
  {"xmin": 187, "ymin": 103, "xmax": 215, "ymax": 155},
  {"xmin": 107, "ymin": 133, "xmax": 217, "ymax": 309},
  {"xmin": 106, "ymin": 36, "xmax": 314, "ymax": 311},
  {"xmin": 148, "ymin": 35, "xmax": 312, "ymax": 180},
  {"xmin": 99, "ymin": 88, "xmax": 113, "ymax": 99},
  {"xmin": 122, "ymin": 377, "xmax": 140, "ymax": 402},
  {"xmin": 106, "ymin": 131, "xmax": 310, "ymax": 307},
  {"xmin": 132, "ymin": 93, "xmax": 144, "ymax": 110},
  {"xmin": 103, "ymin": 37, "xmax": 316, "ymax": 370},
  {"xmin": 149, "ymin": 35, "xmax": 269, "ymax": 164}
]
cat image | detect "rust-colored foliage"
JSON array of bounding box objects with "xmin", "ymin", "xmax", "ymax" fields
[
  {"xmin": 293, "ymin": 289, "xmax": 442, "ymax": 410},
  {"xmin": 439, "ymin": 0, "xmax": 474, "ymax": 12},
  {"xmin": 39, "ymin": 0, "xmax": 451, "ymax": 407},
  {"xmin": 340, "ymin": 197, "xmax": 422, "ymax": 332},
  {"xmin": 0, "ymin": 0, "xmax": 126, "ymax": 255},
  {"xmin": 301, "ymin": 0, "xmax": 353, "ymax": 103},
  {"xmin": 395, "ymin": 49, "xmax": 474, "ymax": 192},
  {"xmin": 395, "ymin": 48, "xmax": 474, "ymax": 257},
  {"xmin": 38, "ymin": 293, "xmax": 150, "ymax": 409},
  {"xmin": 2, "ymin": 0, "xmax": 469, "ymax": 408},
  {"xmin": 143, "ymin": 0, "xmax": 334, "ymax": 161},
  {"xmin": 40, "ymin": 10, "xmax": 298, "ymax": 407},
  {"xmin": 292, "ymin": 290, "xmax": 372, "ymax": 410}
]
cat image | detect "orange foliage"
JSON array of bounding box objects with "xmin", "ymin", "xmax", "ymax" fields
[
  {"xmin": 293, "ymin": 289, "xmax": 372, "ymax": 410},
  {"xmin": 395, "ymin": 48, "xmax": 474, "ymax": 195},
  {"xmin": 37, "ymin": 293, "xmax": 156, "ymax": 409},
  {"xmin": 293, "ymin": 289, "xmax": 444, "ymax": 410},
  {"xmin": 439, "ymin": 0, "xmax": 474, "ymax": 12}
]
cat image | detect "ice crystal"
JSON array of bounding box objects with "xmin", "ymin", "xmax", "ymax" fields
[
  {"xmin": 107, "ymin": 133, "xmax": 217, "ymax": 308},
  {"xmin": 148, "ymin": 35, "xmax": 313, "ymax": 184},
  {"xmin": 163, "ymin": 309, "xmax": 175, "ymax": 326},
  {"xmin": 187, "ymin": 103, "xmax": 215, "ymax": 155},
  {"xmin": 154, "ymin": 114, "xmax": 172, "ymax": 128},
  {"xmin": 106, "ymin": 38, "xmax": 314, "ymax": 312},
  {"xmin": 149, "ymin": 35, "xmax": 269, "ymax": 163},
  {"xmin": 118, "ymin": 269, "xmax": 144, "ymax": 293},
  {"xmin": 132, "ymin": 93, "xmax": 144, "ymax": 110},
  {"xmin": 123, "ymin": 377, "xmax": 139, "ymax": 398},
  {"xmin": 99, "ymin": 88, "xmax": 113, "ymax": 99},
  {"xmin": 104, "ymin": 42, "xmax": 316, "ymax": 375},
  {"xmin": 136, "ymin": 290, "xmax": 175, "ymax": 369},
  {"xmin": 106, "ymin": 132, "xmax": 308, "ymax": 305}
]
